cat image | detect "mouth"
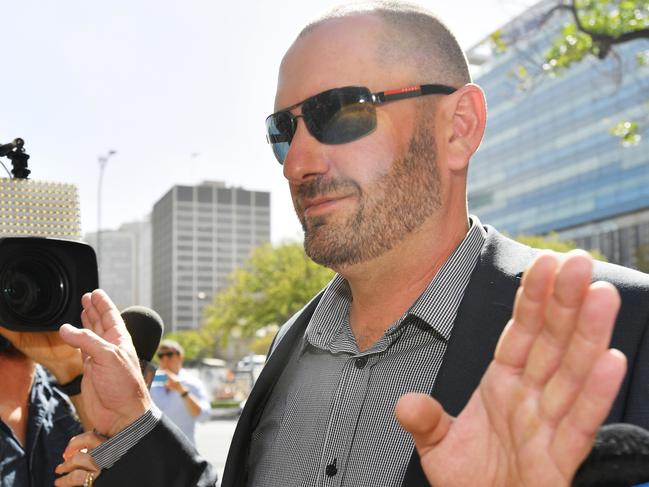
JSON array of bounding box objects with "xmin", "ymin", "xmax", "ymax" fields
[{"xmin": 301, "ymin": 194, "xmax": 352, "ymax": 218}]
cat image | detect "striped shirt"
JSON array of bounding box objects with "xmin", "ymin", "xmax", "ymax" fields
[{"xmin": 246, "ymin": 218, "xmax": 486, "ymax": 487}]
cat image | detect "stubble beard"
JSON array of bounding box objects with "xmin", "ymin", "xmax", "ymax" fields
[{"xmin": 297, "ymin": 122, "xmax": 441, "ymax": 269}]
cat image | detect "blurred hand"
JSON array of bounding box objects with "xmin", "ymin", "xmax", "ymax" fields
[
  {"xmin": 161, "ymin": 369, "xmax": 185, "ymax": 394},
  {"xmin": 0, "ymin": 327, "xmax": 83, "ymax": 383},
  {"xmin": 396, "ymin": 251, "xmax": 627, "ymax": 487},
  {"xmin": 54, "ymin": 430, "xmax": 104, "ymax": 487},
  {"xmin": 59, "ymin": 289, "xmax": 151, "ymax": 437}
]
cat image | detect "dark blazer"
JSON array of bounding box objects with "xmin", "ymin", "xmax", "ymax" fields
[{"xmin": 98, "ymin": 226, "xmax": 649, "ymax": 487}]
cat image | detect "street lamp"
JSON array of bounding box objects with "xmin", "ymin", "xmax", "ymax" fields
[{"xmin": 97, "ymin": 149, "xmax": 117, "ymax": 271}]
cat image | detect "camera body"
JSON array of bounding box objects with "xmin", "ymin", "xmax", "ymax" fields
[{"xmin": 0, "ymin": 237, "xmax": 98, "ymax": 331}]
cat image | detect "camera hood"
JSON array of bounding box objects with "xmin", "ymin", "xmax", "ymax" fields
[{"xmin": 0, "ymin": 237, "xmax": 98, "ymax": 332}]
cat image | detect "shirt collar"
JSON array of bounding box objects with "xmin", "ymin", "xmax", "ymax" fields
[{"xmin": 303, "ymin": 216, "xmax": 486, "ymax": 351}]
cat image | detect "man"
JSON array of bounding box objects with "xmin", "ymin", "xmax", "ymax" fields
[
  {"xmin": 0, "ymin": 329, "xmax": 90, "ymax": 486},
  {"xmin": 150, "ymin": 340, "xmax": 211, "ymax": 445},
  {"xmin": 56, "ymin": 2, "xmax": 649, "ymax": 486}
]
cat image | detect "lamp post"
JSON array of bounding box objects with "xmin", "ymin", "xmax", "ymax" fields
[{"xmin": 97, "ymin": 150, "xmax": 117, "ymax": 271}]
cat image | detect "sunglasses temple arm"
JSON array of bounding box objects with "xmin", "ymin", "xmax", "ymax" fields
[{"xmin": 373, "ymin": 84, "xmax": 456, "ymax": 104}]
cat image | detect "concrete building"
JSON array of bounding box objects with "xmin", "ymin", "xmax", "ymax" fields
[
  {"xmin": 85, "ymin": 217, "xmax": 152, "ymax": 311},
  {"xmin": 85, "ymin": 229, "xmax": 137, "ymax": 311},
  {"xmin": 466, "ymin": 0, "xmax": 649, "ymax": 269},
  {"xmin": 151, "ymin": 181, "xmax": 270, "ymax": 332}
]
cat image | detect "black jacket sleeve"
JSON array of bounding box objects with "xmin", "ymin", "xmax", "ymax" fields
[{"xmin": 95, "ymin": 415, "xmax": 218, "ymax": 487}]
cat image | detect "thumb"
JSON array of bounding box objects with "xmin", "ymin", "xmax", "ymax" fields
[
  {"xmin": 395, "ymin": 392, "xmax": 452, "ymax": 455},
  {"xmin": 59, "ymin": 324, "xmax": 114, "ymax": 361}
]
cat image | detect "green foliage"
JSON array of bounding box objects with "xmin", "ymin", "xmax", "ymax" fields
[
  {"xmin": 544, "ymin": 0, "xmax": 649, "ymax": 74},
  {"xmin": 160, "ymin": 329, "xmax": 214, "ymax": 362},
  {"xmin": 490, "ymin": 29, "xmax": 508, "ymax": 54},
  {"xmin": 610, "ymin": 120, "xmax": 642, "ymax": 144},
  {"xmin": 204, "ymin": 243, "xmax": 335, "ymax": 344},
  {"xmin": 515, "ymin": 233, "xmax": 607, "ymax": 261},
  {"xmin": 543, "ymin": 23, "xmax": 594, "ymax": 74},
  {"xmin": 634, "ymin": 242, "xmax": 649, "ymax": 272},
  {"xmin": 249, "ymin": 332, "xmax": 275, "ymax": 355}
]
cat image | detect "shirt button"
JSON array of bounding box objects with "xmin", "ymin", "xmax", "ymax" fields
[
  {"xmin": 354, "ymin": 356, "xmax": 368, "ymax": 369},
  {"xmin": 325, "ymin": 461, "xmax": 338, "ymax": 477}
]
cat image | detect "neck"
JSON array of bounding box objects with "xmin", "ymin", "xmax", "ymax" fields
[
  {"xmin": 0, "ymin": 353, "xmax": 35, "ymax": 447},
  {"xmin": 338, "ymin": 213, "xmax": 469, "ymax": 351}
]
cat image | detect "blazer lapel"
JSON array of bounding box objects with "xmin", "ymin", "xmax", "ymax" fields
[
  {"xmin": 402, "ymin": 227, "xmax": 534, "ymax": 486},
  {"xmin": 221, "ymin": 294, "xmax": 322, "ymax": 487}
]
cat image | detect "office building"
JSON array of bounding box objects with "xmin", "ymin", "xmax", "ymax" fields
[
  {"xmin": 85, "ymin": 229, "xmax": 136, "ymax": 310},
  {"xmin": 85, "ymin": 218, "xmax": 152, "ymax": 311},
  {"xmin": 152, "ymin": 181, "xmax": 270, "ymax": 332},
  {"xmin": 466, "ymin": 0, "xmax": 649, "ymax": 269}
]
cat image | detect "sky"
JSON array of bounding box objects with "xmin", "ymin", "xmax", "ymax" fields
[{"xmin": 2, "ymin": 0, "xmax": 537, "ymax": 243}]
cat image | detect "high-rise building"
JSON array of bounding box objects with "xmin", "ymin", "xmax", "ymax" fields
[
  {"xmin": 466, "ymin": 0, "xmax": 649, "ymax": 269},
  {"xmin": 151, "ymin": 181, "xmax": 270, "ymax": 332},
  {"xmin": 85, "ymin": 229, "xmax": 136, "ymax": 311},
  {"xmin": 119, "ymin": 218, "xmax": 152, "ymax": 308},
  {"xmin": 85, "ymin": 218, "xmax": 152, "ymax": 311}
]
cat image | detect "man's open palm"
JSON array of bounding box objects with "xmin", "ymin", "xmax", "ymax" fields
[{"xmin": 396, "ymin": 251, "xmax": 627, "ymax": 486}]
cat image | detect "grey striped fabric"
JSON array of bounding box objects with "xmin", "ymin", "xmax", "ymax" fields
[
  {"xmin": 91, "ymin": 403, "xmax": 163, "ymax": 469},
  {"xmin": 246, "ymin": 218, "xmax": 486, "ymax": 487}
]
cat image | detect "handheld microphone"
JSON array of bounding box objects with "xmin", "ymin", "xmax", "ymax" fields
[
  {"xmin": 120, "ymin": 305, "xmax": 164, "ymax": 388},
  {"xmin": 573, "ymin": 423, "xmax": 649, "ymax": 487}
]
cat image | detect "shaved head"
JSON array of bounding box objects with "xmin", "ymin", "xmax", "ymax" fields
[{"xmin": 298, "ymin": 1, "xmax": 471, "ymax": 88}]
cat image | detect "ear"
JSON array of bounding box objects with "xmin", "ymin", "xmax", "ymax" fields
[{"xmin": 439, "ymin": 84, "xmax": 486, "ymax": 172}]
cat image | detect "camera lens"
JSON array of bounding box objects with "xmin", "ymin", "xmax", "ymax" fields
[{"xmin": 0, "ymin": 252, "xmax": 69, "ymax": 326}]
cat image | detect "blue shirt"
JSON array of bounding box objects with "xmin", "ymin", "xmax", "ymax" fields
[
  {"xmin": 0, "ymin": 365, "xmax": 83, "ymax": 487},
  {"xmin": 149, "ymin": 369, "xmax": 211, "ymax": 445}
]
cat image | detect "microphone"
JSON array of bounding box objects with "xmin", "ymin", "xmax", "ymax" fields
[
  {"xmin": 573, "ymin": 423, "xmax": 649, "ymax": 487},
  {"xmin": 120, "ymin": 305, "xmax": 164, "ymax": 388}
]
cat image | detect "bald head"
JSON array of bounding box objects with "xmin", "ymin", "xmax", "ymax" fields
[{"xmin": 297, "ymin": 1, "xmax": 471, "ymax": 88}]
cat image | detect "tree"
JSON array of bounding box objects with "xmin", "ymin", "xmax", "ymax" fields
[
  {"xmin": 203, "ymin": 243, "xmax": 335, "ymax": 344},
  {"xmin": 634, "ymin": 241, "xmax": 649, "ymax": 271},
  {"xmin": 491, "ymin": 0, "xmax": 649, "ymax": 144},
  {"xmin": 160, "ymin": 329, "xmax": 214, "ymax": 362},
  {"xmin": 515, "ymin": 232, "xmax": 607, "ymax": 260}
]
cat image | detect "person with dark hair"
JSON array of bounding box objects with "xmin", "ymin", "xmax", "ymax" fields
[
  {"xmin": 55, "ymin": 2, "xmax": 649, "ymax": 486},
  {"xmin": 0, "ymin": 330, "xmax": 90, "ymax": 486},
  {"xmin": 150, "ymin": 339, "xmax": 211, "ymax": 445}
]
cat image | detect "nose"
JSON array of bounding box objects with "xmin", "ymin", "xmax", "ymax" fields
[{"xmin": 282, "ymin": 118, "xmax": 329, "ymax": 184}]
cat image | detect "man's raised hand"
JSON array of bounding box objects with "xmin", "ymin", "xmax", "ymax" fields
[
  {"xmin": 59, "ymin": 289, "xmax": 151, "ymax": 437},
  {"xmin": 396, "ymin": 250, "xmax": 627, "ymax": 486}
]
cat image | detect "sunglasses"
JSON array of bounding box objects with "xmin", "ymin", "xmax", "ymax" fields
[
  {"xmin": 157, "ymin": 351, "xmax": 177, "ymax": 359},
  {"xmin": 265, "ymin": 84, "xmax": 456, "ymax": 164}
]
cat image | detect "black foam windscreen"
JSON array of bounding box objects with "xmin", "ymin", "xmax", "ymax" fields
[
  {"xmin": 121, "ymin": 305, "xmax": 164, "ymax": 362},
  {"xmin": 573, "ymin": 423, "xmax": 649, "ymax": 487}
]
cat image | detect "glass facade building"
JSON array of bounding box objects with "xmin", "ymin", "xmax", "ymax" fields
[{"xmin": 467, "ymin": 0, "xmax": 649, "ymax": 268}]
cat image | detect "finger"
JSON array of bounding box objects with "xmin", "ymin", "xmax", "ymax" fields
[
  {"xmin": 56, "ymin": 451, "xmax": 100, "ymax": 474},
  {"xmin": 540, "ymin": 282, "xmax": 620, "ymax": 421},
  {"xmin": 495, "ymin": 252, "xmax": 558, "ymax": 369},
  {"xmin": 81, "ymin": 291, "xmax": 105, "ymax": 336},
  {"xmin": 551, "ymin": 349, "xmax": 627, "ymax": 479},
  {"xmin": 58, "ymin": 324, "xmax": 118, "ymax": 363},
  {"xmin": 523, "ymin": 251, "xmax": 593, "ymax": 387},
  {"xmin": 54, "ymin": 468, "xmax": 100, "ymax": 487},
  {"xmin": 63, "ymin": 431, "xmax": 106, "ymax": 460},
  {"xmin": 395, "ymin": 393, "xmax": 452, "ymax": 456}
]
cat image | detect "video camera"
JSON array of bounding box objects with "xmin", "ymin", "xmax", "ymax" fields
[{"xmin": 0, "ymin": 139, "xmax": 98, "ymax": 332}]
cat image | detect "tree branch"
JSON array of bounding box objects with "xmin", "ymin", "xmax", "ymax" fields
[{"xmin": 567, "ymin": 0, "xmax": 649, "ymax": 58}]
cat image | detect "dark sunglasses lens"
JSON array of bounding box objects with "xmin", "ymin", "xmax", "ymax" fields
[
  {"xmin": 266, "ymin": 112, "xmax": 294, "ymax": 164},
  {"xmin": 303, "ymin": 87, "xmax": 376, "ymax": 145}
]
